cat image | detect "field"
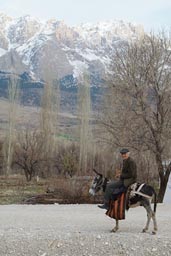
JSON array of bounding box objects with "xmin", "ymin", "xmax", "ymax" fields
[
  {"xmin": 0, "ymin": 98, "xmax": 100, "ymax": 205},
  {"xmin": 0, "ymin": 97, "xmax": 99, "ymax": 148},
  {"xmin": 0, "ymin": 174, "xmax": 101, "ymax": 205},
  {"xmin": 0, "ymin": 175, "xmax": 49, "ymax": 204},
  {"xmin": 0, "ymin": 98, "xmax": 80, "ymax": 138}
]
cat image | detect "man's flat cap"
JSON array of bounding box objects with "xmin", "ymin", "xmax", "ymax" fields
[{"xmin": 120, "ymin": 148, "xmax": 129, "ymax": 154}]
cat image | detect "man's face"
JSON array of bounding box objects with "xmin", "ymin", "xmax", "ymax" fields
[{"xmin": 121, "ymin": 152, "xmax": 129, "ymax": 159}]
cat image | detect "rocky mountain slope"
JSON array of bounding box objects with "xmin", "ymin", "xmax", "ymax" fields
[
  {"xmin": 0, "ymin": 13, "xmax": 145, "ymax": 107},
  {"xmin": 0, "ymin": 13, "xmax": 144, "ymax": 82}
]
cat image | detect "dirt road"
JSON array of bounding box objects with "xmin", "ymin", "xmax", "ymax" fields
[{"xmin": 0, "ymin": 203, "xmax": 170, "ymax": 256}]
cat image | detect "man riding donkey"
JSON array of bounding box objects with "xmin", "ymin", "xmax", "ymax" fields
[{"xmin": 98, "ymin": 148, "xmax": 137, "ymax": 209}]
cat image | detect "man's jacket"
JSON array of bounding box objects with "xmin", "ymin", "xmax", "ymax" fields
[{"xmin": 120, "ymin": 157, "xmax": 137, "ymax": 187}]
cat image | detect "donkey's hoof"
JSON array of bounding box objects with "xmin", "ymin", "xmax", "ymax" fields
[
  {"xmin": 142, "ymin": 228, "xmax": 147, "ymax": 233},
  {"xmin": 152, "ymin": 231, "xmax": 157, "ymax": 235},
  {"xmin": 111, "ymin": 228, "xmax": 118, "ymax": 233}
]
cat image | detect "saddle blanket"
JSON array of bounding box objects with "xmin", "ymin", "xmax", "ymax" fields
[
  {"xmin": 130, "ymin": 183, "xmax": 154, "ymax": 199},
  {"xmin": 106, "ymin": 192, "xmax": 126, "ymax": 220}
]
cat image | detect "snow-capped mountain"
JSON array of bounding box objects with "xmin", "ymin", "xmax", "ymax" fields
[{"xmin": 0, "ymin": 13, "xmax": 144, "ymax": 85}]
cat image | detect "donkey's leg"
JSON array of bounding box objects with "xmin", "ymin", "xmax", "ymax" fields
[
  {"xmin": 142, "ymin": 199, "xmax": 157, "ymax": 234},
  {"xmin": 151, "ymin": 212, "xmax": 157, "ymax": 235},
  {"xmin": 141, "ymin": 199, "xmax": 152, "ymax": 233},
  {"xmin": 142, "ymin": 211, "xmax": 151, "ymax": 233},
  {"xmin": 111, "ymin": 220, "xmax": 119, "ymax": 232}
]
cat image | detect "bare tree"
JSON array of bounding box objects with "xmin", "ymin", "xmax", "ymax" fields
[
  {"xmin": 39, "ymin": 44, "xmax": 61, "ymax": 176},
  {"xmin": 78, "ymin": 72, "xmax": 92, "ymax": 175},
  {"xmin": 0, "ymin": 141, "xmax": 4, "ymax": 174},
  {"xmin": 3, "ymin": 74, "xmax": 19, "ymax": 176},
  {"xmin": 14, "ymin": 130, "xmax": 44, "ymax": 181},
  {"xmin": 54, "ymin": 142, "xmax": 79, "ymax": 177},
  {"xmin": 101, "ymin": 32, "xmax": 171, "ymax": 202}
]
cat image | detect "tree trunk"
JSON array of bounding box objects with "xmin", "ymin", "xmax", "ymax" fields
[
  {"xmin": 157, "ymin": 164, "xmax": 171, "ymax": 203},
  {"xmin": 24, "ymin": 170, "xmax": 29, "ymax": 182},
  {"xmin": 156, "ymin": 156, "xmax": 165, "ymax": 203},
  {"xmin": 158, "ymin": 174, "xmax": 167, "ymax": 203}
]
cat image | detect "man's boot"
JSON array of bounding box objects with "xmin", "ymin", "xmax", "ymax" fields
[{"xmin": 98, "ymin": 201, "xmax": 109, "ymax": 210}]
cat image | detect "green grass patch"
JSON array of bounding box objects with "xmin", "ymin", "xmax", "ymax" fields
[{"xmin": 0, "ymin": 175, "xmax": 47, "ymax": 204}]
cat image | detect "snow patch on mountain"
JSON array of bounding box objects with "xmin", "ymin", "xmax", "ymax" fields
[
  {"xmin": 68, "ymin": 60, "xmax": 88, "ymax": 78},
  {"xmin": 0, "ymin": 48, "xmax": 6, "ymax": 57},
  {"xmin": 76, "ymin": 48, "xmax": 101, "ymax": 61},
  {"xmin": 0, "ymin": 13, "xmax": 145, "ymax": 81},
  {"xmin": 16, "ymin": 33, "xmax": 52, "ymax": 68}
]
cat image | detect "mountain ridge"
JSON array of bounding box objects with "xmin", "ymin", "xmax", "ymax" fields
[
  {"xmin": 0, "ymin": 13, "xmax": 144, "ymax": 82},
  {"xmin": 0, "ymin": 13, "xmax": 145, "ymax": 109}
]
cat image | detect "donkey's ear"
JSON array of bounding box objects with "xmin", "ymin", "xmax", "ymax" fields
[{"xmin": 93, "ymin": 169, "xmax": 102, "ymax": 176}]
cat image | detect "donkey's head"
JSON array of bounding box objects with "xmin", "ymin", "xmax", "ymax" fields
[{"xmin": 89, "ymin": 169, "xmax": 108, "ymax": 196}]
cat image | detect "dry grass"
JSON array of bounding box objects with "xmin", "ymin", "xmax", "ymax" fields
[
  {"xmin": 0, "ymin": 175, "xmax": 102, "ymax": 204},
  {"xmin": 0, "ymin": 175, "xmax": 47, "ymax": 204}
]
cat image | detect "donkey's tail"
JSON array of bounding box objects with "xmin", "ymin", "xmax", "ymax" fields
[{"xmin": 153, "ymin": 190, "xmax": 157, "ymax": 213}]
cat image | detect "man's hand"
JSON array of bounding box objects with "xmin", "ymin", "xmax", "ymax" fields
[{"xmin": 115, "ymin": 169, "xmax": 121, "ymax": 179}]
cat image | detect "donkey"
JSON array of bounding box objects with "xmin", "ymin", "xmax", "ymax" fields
[{"xmin": 89, "ymin": 169, "xmax": 158, "ymax": 234}]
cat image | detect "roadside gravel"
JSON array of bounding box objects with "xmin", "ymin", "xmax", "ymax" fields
[{"xmin": 0, "ymin": 203, "xmax": 171, "ymax": 256}]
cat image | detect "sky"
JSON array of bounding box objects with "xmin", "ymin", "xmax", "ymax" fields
[{"xmin": 0, "ymin": 0, "xmax": 171, "ymax": 32}]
